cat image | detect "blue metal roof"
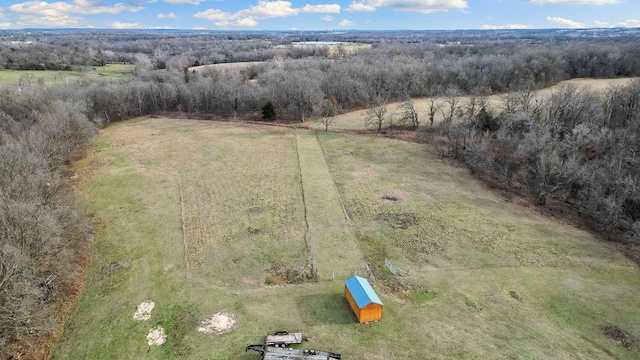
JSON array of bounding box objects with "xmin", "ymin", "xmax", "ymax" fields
[{"xmin": 345, "ymin": 276, "xmax": 383, "ymax": 308}]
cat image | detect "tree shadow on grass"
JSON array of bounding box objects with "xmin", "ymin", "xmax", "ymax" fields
[{"xmin": 296, "ymin": 292, "xmax": 356, "ymax": 326}]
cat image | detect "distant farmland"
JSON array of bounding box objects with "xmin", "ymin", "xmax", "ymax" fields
[{"xmin": 0, "ymin": 63, "xmax": 133, "ymax": 86}]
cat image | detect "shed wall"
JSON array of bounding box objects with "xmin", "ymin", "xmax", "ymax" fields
[
  {"xmin": 359, "ymin": 303, "xmax": 383, "ymax": 323},
  {"xmin": 344, "ymin": 286, "xmax": 361, "ymax": 321},
  {"xmin": 345, "ymin": 286, "xmax": 383, "ymax": 323}
]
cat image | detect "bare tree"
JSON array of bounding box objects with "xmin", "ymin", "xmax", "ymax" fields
[
  {"xmin": 427, "ymin": 96, "xmax": 442, "ymax": 127},
  {"xmin": 316, "ymin": 98, "xmax": 336, "ymax": 131},
  {"xmin": 399, "ymin": 95, "xmax": 419, "ymax": 130},
  {"xmin": 441, "ymin": 86, "xmax": 461, "ymax": 124},
  {"xmin": 365, "ymin": 97, "xmax": 388, "ymax": 132}
]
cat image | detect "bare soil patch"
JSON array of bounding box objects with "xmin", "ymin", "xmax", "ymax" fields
[
  {"xmin": 599, "ymin": 325, "xmax": 637, "ymax": 349},
  {"xmin": 381, "ymin": 194, "xmax": 402, "ymax": 203},
  {"xmin": 247, "ymin": 227, "xmax": 263, "ymax": 235},
  {"xmin": 197, "ymin": 311, "xmax": 238, "ymax": 335},
  {"xmin": 245, "ymin": 206, "xmax": 263, "ymax": 217},
  {"xmin": 265, "ymin": 263, "xmax": 317, "ymax": 285},
  {"xmin": 375, "ymin": 212, "xmax": 418, "ymax": 229}
]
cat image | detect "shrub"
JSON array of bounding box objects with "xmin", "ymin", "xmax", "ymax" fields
[{"xmin": 261, "ymin": 101, "xmax": 276, "ymax": 121}]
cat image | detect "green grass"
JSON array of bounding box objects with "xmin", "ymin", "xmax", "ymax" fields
[
  {"xmin": 296, "ymin": 131, "xmax": 363, "ymax": 280},
  {"xmin": 54, "ymin": 117, "xmax": 640, "ymax": 359},
  {"xmin": 0, "ymin": 64, "xmax": 133, "ymax": 86}
]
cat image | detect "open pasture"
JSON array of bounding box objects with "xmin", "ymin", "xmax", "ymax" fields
[
  {"xmin": 54, "ymin": 116, "xmax": 640, "ymax": 359},
  {"xmin": 312, "ymin": 77, "xmax": 640, "ymax": 131},
  {"xmin": 0, "ymin": 64, "xmax": 133, "ymax": 86},
  {"xmin": 188, "ymin": 61, "xmax": 265, "ymax": 73}
]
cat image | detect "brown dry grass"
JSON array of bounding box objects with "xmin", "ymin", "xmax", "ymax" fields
[
  {"xmin": 307, "ymin": 77, "xmax": 640, "ymax": 131},
  {"xmin": 188, "ymin": 61, "xmax": 265, "ymax": 73}
]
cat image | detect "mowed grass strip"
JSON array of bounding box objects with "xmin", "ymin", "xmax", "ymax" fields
[{"xmin": 296, "ymin": 131, "xmax": 364, "ymax": 280}]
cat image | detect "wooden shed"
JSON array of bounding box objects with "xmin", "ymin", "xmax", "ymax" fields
[{"xmin": 344, "ymin": 276, "xmax": 383, "ymax": 323}]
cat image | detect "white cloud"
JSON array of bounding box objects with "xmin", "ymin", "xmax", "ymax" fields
[
  {"xmin": 348, "ymin": 2, "xmax": 377, "ymax": 11},
  {"xmin": 618, "ymin": 19, "xmax": 640, "ymax": 27},
  {"xmin": 236, "ymin": 1, "xmax": 298, "ymax": 18},
  {"xmin": 339, "ymin": 19, "xmax": 354, "ymax": 26},
  {"xmin": 8, "ymin": 0, "xmax": 143, "ymax": 17},
  {"xmin": 162, "ymin": 0, "xmax": 201, "ymax": 4},
  {"xmin": 17, "ymin": 14, "xmax": 81, "ymax": 26},
  {"xmin": 0, "ymin": 23, "xmax": 11, "ymax": 28},
  {"xmin": 322, "ymin": 15, "xmax": 333, "ymax": 21},
  {"xmin": 194, "ymin": 9, "xmax": 230, "ymax": 21},
  {"xmin": 348, "ymin": 0, "xmax": 467, "ymax": 13},
  {"xmin": 232, "ymin": 17, "xmax": 259, "ymax": 26},
  {"xmin": 480, "ymin": 23, "xmax": 534, "ymax": 29},
  {"xmin": 108, "ymin": 22, "xmax": 140, "ymax": 29},
  {"xmin": 531, "ymin": 0, "xmax": 621, "ymax": 4},
  {"xmin": 195, "ymin": 1, "xmax": 342, "ymax": 27},
  {"xmin": 593, "ymin": 20, "xmax": 612, "ymax": 27},
  {"xmin": 301, "ymin": 4, "xmax": 341, "ymax": 13},
  {"xmin": 546, "ymin": 16, "xmax": 585, "ymax": 27},
  {"xmin": 157, "ymin": 12, "xmax": 176, "ymax": 19}
]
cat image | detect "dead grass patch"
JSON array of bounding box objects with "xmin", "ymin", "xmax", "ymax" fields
[
  {"xmin": 245, "ymin": 206, "xmax": 263, "ymax": 217},
  {"xmin": 247, "ymin": 227, "xmax": 263, "ymax": 235},
  {"xmin": 375, "ymin": 212, "xmax": 418, "ymax": 229},
  {"xmin": 265, "ymin": 263, "xmax": 317, "ymax": 285},
  {"xmin": 96, "ymin": 258, "xmax": 130, "ymax": 280}
]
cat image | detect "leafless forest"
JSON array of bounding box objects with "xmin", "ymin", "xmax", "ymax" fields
[{"xmin": 1, "ymin": 28, "xmax": 640, "ymax": 357}]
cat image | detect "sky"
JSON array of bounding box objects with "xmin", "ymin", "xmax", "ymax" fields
[{"xmin": 0, "ymin": 0, "xmax": 639, "ymax": 30}]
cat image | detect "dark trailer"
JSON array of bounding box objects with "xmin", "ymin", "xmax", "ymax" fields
[{"xmin": 246, "ymin": 344, "xmax": 341, "ymax": 360}]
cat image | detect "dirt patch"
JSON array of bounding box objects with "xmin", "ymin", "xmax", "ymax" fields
[
  {"xmin": 381, "ymin": 194, "xmax": 402, "ymax": 203},
  {"xmin": 133, "ymin": 300, "xmax": 155, "ymax": 321},
  {"xmin": 245, "ymin": 206, "xmax": 263, "ymax": 217},
  {"xmin": 247, "ymin": 227, "xmax": 263, "ymax": 235},
  {"xmin": 197, "ymin": 311, "xmax": 238, "ymax": 334},
  {"xmin": 375, "ymin": 212, "xmax": 418, "ymax": 229},
  {"xmin": 147, "ymin": 326, "xmax": 167, "ymax": 346},
  {"xmin": 265, "ymin": 264, "xmax": 318, "ymax": 285},
  {"xmin": 599, "ymin": 325, "xmax": 637, "ymax": 349},
  {"xmin": 97, "ymin": 258, "xmax": 131, "ymax": 280}
]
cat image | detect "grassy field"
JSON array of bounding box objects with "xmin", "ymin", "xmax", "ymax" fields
[
  {"xmin": 54, "ymin": 116, "xmax": 640, "ymax": 359},
  {"xmin": 0, "ymin": 64, "xmax": 133, "ymax": 86},
  {"xmin": 188, "ymin": 61, "xmax": 265, "ymax": 73},
  {"xmin": 307, "ymin": 77, "xmax": 640, "ymax": 131}
]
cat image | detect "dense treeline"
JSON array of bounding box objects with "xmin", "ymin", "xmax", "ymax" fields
[
  {"xmin": 0, "ymin": 86, "xmax": 95, "ymax": 358},
  {"xmin": 440, "ymin": 80, "xmax": 640, "ymax": 254},
  {"xmin": 1, "ymin": 29, "xmax": 640, "ymax": 357}
]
